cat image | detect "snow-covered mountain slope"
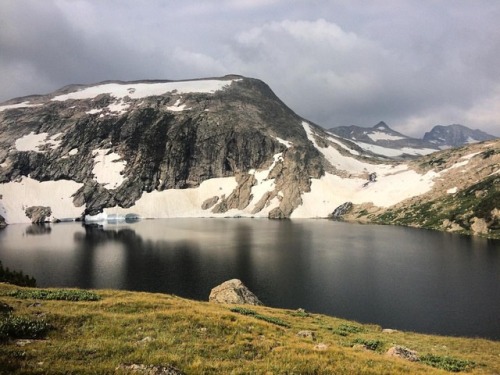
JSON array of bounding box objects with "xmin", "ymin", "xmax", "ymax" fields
[
  {"xmin": 327, "ymin": 122, "xmax": 439, "ymax": 159},
  {"xmin": 328, "ymin": 122, "xmax": 498, "ymax": 158},
  {"xmin": 0, "ymin": 76, "xmax": 498, "ymax": 237},
  {"xmin": 423, "ymin": 124, "xmax": 497, "ymax": 149}
]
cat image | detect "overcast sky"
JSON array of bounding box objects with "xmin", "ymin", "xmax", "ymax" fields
[{"xmin": 1, "ymin": 0, "xmax": 499, "ymax": 137}]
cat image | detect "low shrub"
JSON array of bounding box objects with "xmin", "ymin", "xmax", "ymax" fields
[
  {"xmin": 420, "ymin": 354, "xmax": 475, "ymax": 372},
  {"xmin": 353, "ymin": 338, "xmax": 383, "ymax": 351},
  {"xmin": 0, "ymin": 315, "xmax": 51, "ymax": 341},
  {"xmin": 8, "ymin": 289, "xmax": 101, "ymax": 301},
  {"xmin": 333, "ymin": 323, "xmax": 364, "ymax": 336}
]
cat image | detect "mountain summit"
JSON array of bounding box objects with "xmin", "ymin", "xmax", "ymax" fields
[
  {"xmin": 329, "ymin": 122, "xmax": 497, "ymax": 157},
  {"xmin": 423, "ymin": 124, "xmax": 496, "ymax": 148},
  {"xmin": 327, "ymin": 122, "xmax": 438, "ymax": 158},
  {"xmin": 0, "ymin": 76, "xmax": 498, "ymax": 237}
]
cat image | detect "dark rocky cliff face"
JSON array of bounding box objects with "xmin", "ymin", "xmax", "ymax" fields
[{"xmin": 0, "ymin": 76, "xmax": 324, "ymax": 218}]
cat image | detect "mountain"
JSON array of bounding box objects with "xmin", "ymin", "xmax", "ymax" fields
[
  {"xmin": 327, "ymin": 121, "xmax": 439, "ymax": 159},
  {"xmin": 423, "ymin": 124, "xmax": 497, "ymax": 148},
  {"xmin": 328, "ymin": 122, "xmax": 498, "ymax": 157},
  {"xmin": 0, "ymin": 76, "xmax": 498, "ymax": 238}
]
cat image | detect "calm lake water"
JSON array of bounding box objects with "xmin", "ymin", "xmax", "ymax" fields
[{"xmin": 0, "ymin": 219, "xmax": 499, "ymax": 340}]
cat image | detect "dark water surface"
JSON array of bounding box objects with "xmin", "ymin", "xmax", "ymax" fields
[{"xmin": 0, "ymin": 219, "xmax": 499, "ymax": 340}]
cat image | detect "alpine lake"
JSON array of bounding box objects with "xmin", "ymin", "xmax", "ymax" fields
[{"xmin": 0, "ymin": 218, "xmax": 498, "ymax": 340}]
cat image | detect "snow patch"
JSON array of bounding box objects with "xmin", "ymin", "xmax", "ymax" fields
[
  {"xmin": 51, "ymin": 79, "xmax": 236, "ymax": 102},
  {"xmin": 353, "ymin": 141, "xmax": 436, "ymax": 157},
  {"xmin": 448, "ymin": 160, "xmax": 469, "ymax": 170},
  {"xmin": 460, "ymin": 151, "xmax": 481, "ymax": 160},
  {"xmin": 86, "ymin": 108, "xmax": 103, "ymax": 115},
  {"xmin": 0, "ymin": 177, "xmax": 84, "ymax": 224},
  {"xmin": 15, "ymin": 132, "xmax": 62, "ymax": 152},
  {"xmin": 367, "ymin": 131, "xmax": 406, "ymax": 142},
  {"xmin": 85, "ymin": 177, "xmax": 240, "ymax": 221},
  {"xmin": 166, "ymin": 98, "xmax": 190, "ymax": 112},
  {"xmin": 0, "ymin": 101, "xmax": 42, "ymax": 112},
  {"xmin": 92, "ymin": 149, "xmax": 126, "ymax": 189},
  {"xmin": 68, "ymin": 148, "xmax": 78, "ymax": 156},
  {"xmin": 355, "ymin": 141, "xmax": 435, "ymax": 157},
  {"xmin": 292, "ymin": 168, "xmax": 437, "ymax": 218},
  {"xmin": 326, "ymin": 135, "xmax": 360, "ymax": 155},
  {"xmin": 107, "ymin": 100, "xmax": 130, "ymax": 115},
  {"xmin": 275, "ymin": 137, "xmax": 293, "ymax": 148},
  {"xmin": 303, "ymin": 121, "xmax": 406, "ymax": 176},
  {"xmin": 247, "ymin": 153, "xmax": 282, "ymax": 212},
  {"xmin": 447, "ymin": 187, "xmax": 458, "ymax": 194}
]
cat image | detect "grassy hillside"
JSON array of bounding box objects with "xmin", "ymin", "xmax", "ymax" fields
[{"xmin": 1, "ymin": 283, "xmax": 499, "ymax": 374}]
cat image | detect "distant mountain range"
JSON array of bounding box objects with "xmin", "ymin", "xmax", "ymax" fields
[
  {"xmin": 328, "ymin": 121, "xmax": 497, "ymax": 159},
  {"xmin": 0, "ymin": 75, "xmax": 498, "ymax": 238}
]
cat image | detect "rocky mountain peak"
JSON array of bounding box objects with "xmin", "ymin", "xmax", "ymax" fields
[
  {"xmin": 373, "ymin": 121, "xmax": 390, "ymax": 130},
  {"xmin": 423, "ymin": 124, "xmax": 496, "ymax": 149}
]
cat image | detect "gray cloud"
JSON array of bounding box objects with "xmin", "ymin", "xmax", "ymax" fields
[{"xmin": 1, "ymin": 0, "xmax": 499, "ymax": 137}]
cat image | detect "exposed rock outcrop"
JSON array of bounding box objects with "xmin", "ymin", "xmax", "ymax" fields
[
  {"xmin": 25, "ymin": 206, "xmax": 51, "ymax": 224},
  {"xmin": 209, "ymin": 279, "xmax": 262, "ymax": 305},
  {"xmin": 470, "ymin": 217, "xmax": 489, "ymax": 235},
  {"xmin": 386, "ymin": 346, "xmax": 419, "ymax": 362},
  {"xmin": 201, "ymin": 196, "xmax": 219, "ymax": 210},
  {"xmin": 329, "ymin": 202, "xmax": 353, "ymax": 219},
  {"xmin": 0, "ymin": 214, "xmax": 6, "ymax": 228}
]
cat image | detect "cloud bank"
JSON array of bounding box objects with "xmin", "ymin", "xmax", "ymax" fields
[{"xmin": 1, "ymin": 0, "xmax": 499, "ymax": 137}]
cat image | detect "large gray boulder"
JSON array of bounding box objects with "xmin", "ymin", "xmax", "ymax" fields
[
  {"xmin": 209, "ymin": 279, "xmax": 262, "ymax": 305},
  {"xmin": 25, "ymin": 206, "xmax": 52, "ymax": 223}
]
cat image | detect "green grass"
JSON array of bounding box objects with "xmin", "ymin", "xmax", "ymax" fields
[
  {"xmin": 0, "ymin": 283, "xmax": 499, "ymax": 374},
  {"xmin": 230, "ymin": 306, "xmax": 291, "ymax": 328}
]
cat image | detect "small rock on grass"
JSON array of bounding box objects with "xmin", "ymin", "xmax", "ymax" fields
[
  {"xmin": 297, "ymin": 330, "xmax": 316, "ymax": 340},
  {"xmin": 386, "ymin": 346, "xmax": 419, "ymax": 362},
  {"xmin": 314, "ymin": 343, "xmax": 328, "ymax": 351},
  {"xmin": 382, "ymin": 328, "xmax": 398, "ymax": 334},
  {"xmin": 116, "ymin": 363, "xmax": 184, "ymax": 375}
]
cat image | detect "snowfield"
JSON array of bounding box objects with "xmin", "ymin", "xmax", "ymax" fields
[
  {"xmin": 51, "ymin": 79, "xmax": 236, "ymax": 102},
  {"xmin": 0, "ymin": 177, "xmax": 84, "ymax": 223},
  {"xmin": 92, "ymin": 149, "xmax": 127, "ymax": 189},
  {"xmin": 14, "ymin": 132, "xmax": 62, "ymax": 152},
  {"xmin": 86, "ymin": 153, "xmax": 286, "ymax": 222},
  {"xmin": 0, "ymin": 101, "xmax": 42, "ymax": 112},
  {"xmin": 352, "ymin": 140, "xmax": 437, "ymax": 157},
  {"xmin": 367, "ymin": 131, "xmax": 406, "ymax": 142},
  {"xmin": 294, "ymin": 121, "xmax": 438, "ymax": 217}
]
